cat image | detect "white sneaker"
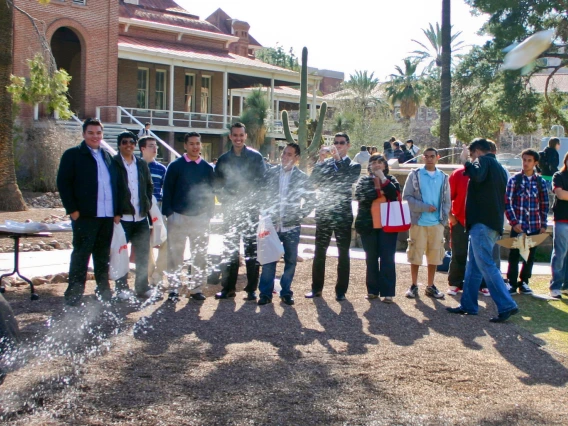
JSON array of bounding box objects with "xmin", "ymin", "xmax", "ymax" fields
[
  {"xmin": 550, "ymin": 289, "xmax": 563, "ymax": 299},
  {"xmin": 447, "ymin": 286, "xmax": 461, "ymax": 296},
  {"xmin": 116, "ymin": 290, "xmax": 134, "ymax": 301},
  {"xmin": 479, "ymin": 288, "xmax": 491, "ymax": 297}
]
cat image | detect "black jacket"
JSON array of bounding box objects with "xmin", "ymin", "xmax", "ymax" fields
[
  {"xmin": 464, "ymin": 153, "xmax": 508, "ymax": 234},
  {"xmin": 552, "ymin": 170, "xmax": 568, "ymax": 221},
  {"xmin": 57, "ymin": 141, "xmax": 118, "ymax": 217},
  {"xmin": 262, "ymin": 165, "xmax": 316, "ymax": 228},
  {"xmin": 310, "ymin": 157, "xmax": 361, "ymax": 222},
  {"xmin": 113, "ymin": 155, "xmax": 153, "ymax": 219},
  {"xmin": 540, "ymin": 146, "xmax": 560, "ymax": 176},
  {"xmin": 215, "ymin": 145, "xmax": 266, "ymax": 209},
  {"xmin": 354, "ymin": 174, "xmax": 401, "ymax": 235}
]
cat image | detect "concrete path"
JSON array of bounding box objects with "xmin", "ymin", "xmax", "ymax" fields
[{"xmin": 0, "ymin": 234, "xmax": 551, "ymax": 279}]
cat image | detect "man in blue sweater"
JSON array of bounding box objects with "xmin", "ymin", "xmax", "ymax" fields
[{"xmin": 162, "ymin": 132, "xmax": 215, "ymax": 301}]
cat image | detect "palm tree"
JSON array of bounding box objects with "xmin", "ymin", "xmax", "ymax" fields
[
  {"xmin": 343, "ymin": 70, "xmax": 382, "ymax": 111},
  {"xmin": 238, "ymin": 88, "xmax": 270, "ymax": 150},
  {"xmin": 411, "ymin": 22, "xmax": 465, "ymax": 72},
  {"xmin": 440, "ymin": 0, "xmax": 452, "ymax": 155},
  {"xmin": 384, "ymin": 59, "xmax": 423, "ymax": 132}
]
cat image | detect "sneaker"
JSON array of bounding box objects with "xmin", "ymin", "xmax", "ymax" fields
[
  {"xmin": 518, "ymin": 282, "xmax": 533, "ymax": 295},
  {"xmin": 116, "ymin": 290, "xmax": 134, "ymax": 301},
  {"xmin": 550, "ymin": 290, "xmax": 563, "ymax": 299},
  {"xmin": 365, "ymin": 294, "xmax": 379, "ymax": 300},
  {"xmin": 168, "ymin": 291, "xmax": 180, "ymax": 302},
  {"xmin": 382, "ymin": 297, "xmax": 394, "ymax": 304},
  {"xmin": 405, "ymin": 284, "xmax": 419, "ymax": 299},
  {"xmin": 506, "ymin": 282, "xmax": 517, "ymax": 295},
  {"xmin": 425, "ymin": 285, "xmax": 445, "ymax": 299},
  {"xmin": 479, "ymin": 288, "xmax": 491, "ymax": 297},
  {"xmin": 447, "ymin": 286, "xmax": 461, "ymax": 296},
  {"xmin": 138, "ymin": 288, "xmax": 163, "ymax": 299}
]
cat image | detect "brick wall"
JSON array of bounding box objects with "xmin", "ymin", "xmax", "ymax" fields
[{"xmin": 13, "ymin": 0, "xmax": 118, "ymax": 118}]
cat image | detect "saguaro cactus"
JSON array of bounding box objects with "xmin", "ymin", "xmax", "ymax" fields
[{"xmin": 282, "ymin": 47, "xmax": 327, "ymax": 170}]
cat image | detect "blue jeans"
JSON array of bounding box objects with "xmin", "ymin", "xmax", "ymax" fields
[
  {"xmin": 550, "ymin": 222, "xmax": 568, "ymax": 291},
  {"xmin": 459, "ymin": 224, "xmax": 517, "ymax": 315},
  {"xmin": 259, "ymin": 227, "xmax": 300, "ymax": 299},
  {"xmin": 360, "ymin": 229, "xmax": 398, "ymax": 296}
]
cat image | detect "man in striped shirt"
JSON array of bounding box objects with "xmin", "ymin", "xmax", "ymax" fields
[
  {"xmin": 505, "ymin": 148, "xmax": 549, "ymax": 295},
  {"xmin": 139, "ymin": 136, "xmax": 167, "ymax": 285}
]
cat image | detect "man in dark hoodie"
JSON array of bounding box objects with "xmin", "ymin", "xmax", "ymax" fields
[
  {"xmin": 447, "ymin": 138, "xmax": 518, "ymax": 322},
  {"xmin": 539, "ymin": 137, "xmax": 561, "ymax": 191}
]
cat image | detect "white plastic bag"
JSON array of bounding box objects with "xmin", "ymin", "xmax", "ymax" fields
[
  {"xmin": 256, "ymin": 214, "xmax": 284, "ymax": 265},
  {"xmin": 149, "ymin": 196, "xmax": 167, "ymax": 246},
  {"xmin": 109, "ymin": 222, "xmax": 129, "ymax": 280},
  {"xmin": 380, "ymin": 200, "xmax": 411, "ymax": 233}
]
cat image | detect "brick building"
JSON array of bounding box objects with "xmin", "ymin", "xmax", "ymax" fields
[{"xmin": 12, "ymin": 0, "xmax": 332, "ymax": 160}]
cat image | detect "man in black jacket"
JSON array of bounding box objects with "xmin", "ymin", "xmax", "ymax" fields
[
  {"xmin": 257, "ymin": 143, "xmax": 315, "ymax": 306},
  {"xmin": 447, "ymin": 138, "xmax": 518, "ymax": 322},
  {"xmin": 306, "ymin": 132, "xmax": 361, "ymax": 301},
  {"xmin": 57, "ymin": 118, "xmax": 117, "ymax": 306},
  {"xmin": 214, "ymin": 122, "xmax": 267, "ymax": 301},
  {"xmin": 113, "ymin": 131, "xmax": 154, "ymax": 300},
  {"xmin": 539, "ymin": 137, "xmax": 561, "ymax": 191}
]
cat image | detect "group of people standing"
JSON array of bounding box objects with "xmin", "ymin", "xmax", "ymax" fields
[{"xmin": 56, "ymin": 118, "xmax": 568, "ymax": 323}]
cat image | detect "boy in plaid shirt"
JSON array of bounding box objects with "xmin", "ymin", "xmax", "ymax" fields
[{"xmin": 505, "ymin": 149, "xmax": 549, "ymax": 294}]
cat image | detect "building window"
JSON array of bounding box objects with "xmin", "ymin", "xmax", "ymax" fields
[
  {"xmin": 72, "ymin": 0, "xmax": 87, "ymax": 5},
  {"xmin": 137, "ymin": 68, "xmax": 149, "ymax": 109},
  {"xmin": 200, "ymin": 76, "xmax": 211, "ymax": 114},
  {"xmin": 184, "ymin": 73, "xmax": 195, "ymax": 112},
  {"xmin": 155, "ymin": 70, "xmax": 167, "ymax": 110}
]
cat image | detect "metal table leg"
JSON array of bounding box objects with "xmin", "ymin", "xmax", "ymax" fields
[{"xmin": 0, "ymin": 236, "xmax": 39, "ymax": 300}]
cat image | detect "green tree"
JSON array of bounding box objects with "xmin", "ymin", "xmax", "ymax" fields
[
  {"xmin": 255, "ymin": 44, "xmax": 299, "ymax": 71},
  {"xmin": 384, "ymin": 59, "xmax": 423, "ymax": 133}
]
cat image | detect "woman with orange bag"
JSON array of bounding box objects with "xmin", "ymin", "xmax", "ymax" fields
[{"xmin": 354, "ymin": 154, "xmax": 401, "ymax": 302}]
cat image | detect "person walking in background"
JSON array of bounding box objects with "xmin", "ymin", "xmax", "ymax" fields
[
  {"xmin": 257, "ymin": 143, "xmax": 315, "ymax": 306},
  {"xmin": 214, "ymin": 123, "xmax": 267, "ymax": 301},
  {"xmin": 306, "ymin": 132, "xmax": 361, "ymax": 301},
  {"xmin": 57, "ymin": 118, "xmax": 117, "ymax": 306},
  {"xmin": 549, "ymin": 152, "xmax": 568, "ymax": 299},
  {"xmin": 353, "ymin": 145, "xmax": 371, "ymax": 169},
  {"xmin": 138, "ymin": 122, "xmax": 151, "ymax": 138},
  {"xmin": 447, "ymin": 138, "xmax": 518, "ymax": 322},
  {"xmin": 162, "ymin": 132, "xmax": 215, "ymax": 302},
  {"xmin": 538, "ymin": 137, "xmax": 561, "ymax": 192},
  {"xmin": 355, "ymin": 154, "xmax": 401, "ymax": 303},
  {"xmin": 403, "ymin": 148, "xmax": 450, "ymax": 300},
  {"xmin": 505, "ymin": 149, "xmax": 549, "ymax": 295},
  {"xmin": 113, "ymin": 131, "xmax": 155, "ymax": 300}
]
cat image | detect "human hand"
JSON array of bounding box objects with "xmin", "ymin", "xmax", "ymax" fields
[
  {"xmin": 449, "ymin": 214, "xmax": 458, "ymax": 226},
  {"xmin": 428, "ymin": 205, "xmax": 437, "ymax": 213},
  {"xmin": 70, "ymin": 211, "xmax": 80, "ymax": 221},
  {"xmin": 540, "ymin": 227, "xmax": 546, "ymax": 234},
  {"xmin": 330, "ymin": 146, "xmax": 341, "ymax": 161},
  {"xmin": 318, "ymin": 147, "xmax": 329, "ymax": 162},
  {"xmin": 513, "ymin": 224, "xmax": 523, "ymax": 234},
  {"xmin": 114, "ymin": 215, "xmax": 121, "ymax": 224}
]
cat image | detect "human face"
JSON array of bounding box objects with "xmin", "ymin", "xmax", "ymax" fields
[
  {"xmin": 333, "ymin": 136, "xmax": 350, "ymax": 158},
  {"xmin": 281, "ymin": 146, "xmax": 299, "ymax": 171},
  {"xmin": 119, "ymin": 137, "xmax": 136, "ymax": 158},
  {"xmin": 369, "ymin": 158, "xmax": 386, "ymax": 175},
  {"xmin": 522, "ymin": 154, "xmax": 537, "ymax": 175},
  {"xmin": 555, "ymin": 142, "xmax": 561, "ymax": 151},
  {"xmin": 83, "ymin": 125, "xmax": 103, "ymax": 149},
  {"xmin": 184, "ymin": 136, "xmax": 201, "ymax": 160},
  {"xmin": 229, "ymin": 127, "xmax": 247, "ymax": 150},
  {"xmin": 423, "ymin": 150, "xmax": 439, "ymax": 168},
  {"xmin": 141, "ymin": 139, "xmax": 158, "ymax": 161},
  {"xmin": 469, "ymin": 149, "xmax": 480, "ymax": 161}
]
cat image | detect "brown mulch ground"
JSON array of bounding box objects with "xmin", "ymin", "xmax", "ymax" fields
[{"xmin": 1, "ymin": 259, "xmax": 567, "ymax": 425}]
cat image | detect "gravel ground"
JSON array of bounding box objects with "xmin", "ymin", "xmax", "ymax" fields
[{"xmin": 1, "ymin": 258, "xmax": 567, "ymax": 425}]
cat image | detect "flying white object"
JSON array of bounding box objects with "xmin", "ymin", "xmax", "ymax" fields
[{"xmin": 501, "ymin": 29, "xmax": 555, "ymax": 71}]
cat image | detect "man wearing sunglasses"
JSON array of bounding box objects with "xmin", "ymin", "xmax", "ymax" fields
[
  {"xmin": 306, "ymin": 132, "xmax": 361, "ymax": 301},
  {"xmin": 113, "ymin": 131, "xmax": 155, "ymax": 301}
]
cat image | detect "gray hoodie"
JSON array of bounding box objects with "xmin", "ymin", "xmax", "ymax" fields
[{"xmin": 402, "ymin": 167, "xmax": 451, "ymax": 225}]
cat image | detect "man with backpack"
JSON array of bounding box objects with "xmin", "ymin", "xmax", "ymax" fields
[
  {"xmin": 505, "ymin": 149, "xmax": 549, "ymax": 295},
  {"xmin": 538, "ymin": 137, "xmax": 561, "ymax": 191}
]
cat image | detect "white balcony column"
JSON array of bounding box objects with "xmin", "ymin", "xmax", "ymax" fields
[
  {"xmin": 229, "ymin": 90, "xmax": 234, "ymax": 120},
  {"xmin": 270, "ymin": 77, "xmax": 275, "ymax": 116},
  {"xmin": 222, "ymin": 70, "xmax": 228, "ymax": 127},
  {"xmin": 239, "ymin": 95, "xmax": 244, "ymax": 116},
  {"xmin": 275, "ymin": 100, "xmax": 280, "ymax": 120},
  {"xmin": 168, "ymin": 63, "xmax": 175, "ymax": 126},
  {"xmin": 311, "ymin": 80, "xmax": 317, "ymax": 120}
]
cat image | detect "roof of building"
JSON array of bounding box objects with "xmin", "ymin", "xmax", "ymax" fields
[
  {"xmin": 118, "ymin": 35, "xmax": 297, "ymax": 76},
  {"xmin": 120, "ymin": 2, "xmax": 222, "ymax": 34},
  {"xmin": 205, "ymin": 8, "xmax": 262, "ymax": 47},
  {"xmin": 529, "ymin": 73, "xmax": 568, "ymax": 93}
]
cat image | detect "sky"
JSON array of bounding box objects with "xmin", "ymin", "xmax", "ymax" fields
[{"xmin": 176, "ymin": 0, "xmax": 492, "ymax": 81}]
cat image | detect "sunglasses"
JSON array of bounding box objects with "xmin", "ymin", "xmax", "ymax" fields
[
  {"xmin": 121, "ymin": 139, "xmax": 136, "ymax": 145},
  {"xmin": 333, "ymin": 141, "xmax": 347, "ymax": 145}
]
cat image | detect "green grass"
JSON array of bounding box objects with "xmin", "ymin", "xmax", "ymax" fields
[{"xmin": 510, "ymin": 277, "xmax": 568, "ymax": 356}]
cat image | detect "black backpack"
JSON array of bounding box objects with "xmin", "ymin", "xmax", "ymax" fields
[{"xmin": 538, "ymin": 150, "xmax": 550, "ymax": 175}]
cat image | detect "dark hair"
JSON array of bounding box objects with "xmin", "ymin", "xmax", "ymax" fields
[
  {"xmin": 487, "ymin": 140, "xmax": 497, "ymax": 153},
  {"xmin": 360, "ymin": 145, "xmax": 367, "ymax": 151},
  {"xmin": 82, "ymin": 117, "xmax": 104, "ymax": 133},
  {"xmin": 383, "ymin": 141, "xmax": 391, "ymax": 150},
  {"xmin": 424, "ymin": 147, "xmax": 438, "ymax": 155},
  {"xmin": 389, "ymin": 136, "xmax": 396, "ymax": 143},
  {"xmin": 230, "ymin": 122, "xmax": 247, "ymax": 133},
  {"xmin": 184, "ymin": 132, "xmax": 201, "ymax": 142},
  {"xmin": 549, "ymin": 137, "xmax": 561, "ymax": 148},
  {"xmin": 145, "ymin": 122, "xmax": 151, "ymax": 127},
  {"xmin": 368, "ymin": 154, "xmax": 389, "ymax": 175},
  {"xmin": 400, "ymin": 144, "xmax": 408, "ymax": 152},
  {"xmin": 334, "ymin": 132, "xmax": 350, "ymax": 143},
  {"xmin": 561, "ymin": 151, "xmax": 568, "ymax": 173},
  {"xmin": 521, "ymin": 148, "xmax": 539, "ymax": 163},
  {"xmin": 468, "ymin": 138, "xmax": 491, "ymax": 154},
  {"xmin": 138, "ymin": 136, "xmax": 156, "ymax": 149},
  {"xmin": 117, "ymin": 131, "xmax": 137, "ymax": 145},
  {"xmin": 212, "ymin": 158, "xmax": 218, "ymax": 162},
  {"xmin": 286, "ymin": 142, "xmax": 301, "ymax": 156},
  {"xmin": 406, "ymin": 139, "xmax": 414, "ymax": 145},
  {"xmin": 393, "ymin": 141, "xmax": 401, "ymax": 148},
  {"xmin": 371, "ymin": 146, "xmax": 378, "ymax": 153}
]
